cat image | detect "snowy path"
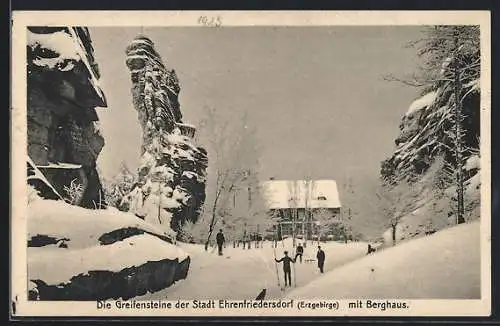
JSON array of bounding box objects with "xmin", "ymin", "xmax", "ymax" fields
[
  {"xmin": 136, "ymin": 240, "xmax": 368, "ymax": 300},
  {"xmin": 135, "ymin": 221, "xmax": 481, "ymax": 300}
]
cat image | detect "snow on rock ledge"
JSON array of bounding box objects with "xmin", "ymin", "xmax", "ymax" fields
[
  {"xmin": 27, "ymin": 199, "xmax": 191, "ymax": 300},
  {"xmin": 28, "ymin": 199, "xmax": 177, "ymax": 247},
  {"xmin": 405, "ymin": 90, "xmax": 438, "ymax": 116},
  {"xmin": 28, "ymin": 27, "xmax": 106, "ymax": 107},
  {"xmin": 29, "ymin": 234, "xmax": 188, "ymax": 286}
]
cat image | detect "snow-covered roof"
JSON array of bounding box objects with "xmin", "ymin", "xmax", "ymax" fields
[{"xmin": 261, "ymin": 180, "xmax": 341, "ymax": 209}]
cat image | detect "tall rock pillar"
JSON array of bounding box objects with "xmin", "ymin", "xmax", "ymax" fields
[{"xmin": 123, "ymin": 36, "xmax": 207, "ymax": 235}]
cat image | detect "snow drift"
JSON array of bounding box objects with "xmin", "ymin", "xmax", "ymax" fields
[
  {"xmin": 28, "ymin": 199, "xmax": 177, "ymax": 247},
  {"xmin": 286, "ymin": 221, "xmax": 481, "ymax": 299},
  {"xmin": 27, "ymin": 198, "xmax": 191, "ymax": 300}
]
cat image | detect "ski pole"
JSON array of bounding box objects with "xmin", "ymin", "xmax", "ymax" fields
[
  {"xmin": 273, "ymin": 246, "xmax": 280, "ymax": 286},
  {"xmin": 273, "ymin": 230, "xmax": 280, "ymax": 287},
  {"xmin": 292, "ymin": 259, "xmax": 297, "ymax": 287}
]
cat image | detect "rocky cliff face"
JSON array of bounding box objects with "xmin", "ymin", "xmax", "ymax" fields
[
  {"xmin": 121, "ymin": 36, "xmax": 207, "ymax": 235},
  {"xmin": 27, "ymin": 27, "xmax": 107, "ymax": 208},
  {"xmin": 381, "ymin": 80, "xmax": 480, "ymax": 183},
  {"xmin": 380, "ymin": 76, "xmax": 480, "ymax": 242}
]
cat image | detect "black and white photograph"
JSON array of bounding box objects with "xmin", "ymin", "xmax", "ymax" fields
[{"xmin": 11, "ymin": 11, "xmax": 491, "ymax": 317}]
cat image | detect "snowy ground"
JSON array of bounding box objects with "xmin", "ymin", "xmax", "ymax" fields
[
  {"xmin": 137, "ymin": 221, "xmax": 481, "ymax": 300},
  {"xmin": 28, "ymin": 198, "xmax": 481, "ymax": 300},
  {"xmin": 136, "ymin": 239, "xmax": 368, "ymax": 300},
  {"xmin": 286, "ymin": 220, "xmax": 481, "ymax": 299}
]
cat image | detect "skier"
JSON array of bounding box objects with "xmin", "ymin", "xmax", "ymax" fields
[
  {"xmin": 275, "ymin": 251, "xmax": 296, "ymax": 287},
  {"xmin": 295, "ymin": 243, "xmax": 304, "ymax": 263},
  {"xmin": 316, "ymin": 246, "xmax": 325, "ymax": 273},
  {"xmin": 216, "ymin": 229, "xmax": 225, "ymax": 256}
]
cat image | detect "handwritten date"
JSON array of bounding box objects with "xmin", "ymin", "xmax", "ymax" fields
[{"xmin": 198, "ymin": 16, "xmax": 222, "ymax": 27}]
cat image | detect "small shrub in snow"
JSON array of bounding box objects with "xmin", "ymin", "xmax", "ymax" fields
[{"xmin": 63, "ymin": 178, "xmax": 84, "ymax": 205}]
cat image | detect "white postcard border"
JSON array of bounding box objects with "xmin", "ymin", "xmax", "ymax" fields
[{"xmin": 11, "ymin": 10, "xmax": 492, "ymax": 317}]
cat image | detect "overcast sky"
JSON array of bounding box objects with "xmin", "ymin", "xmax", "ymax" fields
[{"xmin": 90, "ymin": 26, "xmax": 423, "ymax": 190}]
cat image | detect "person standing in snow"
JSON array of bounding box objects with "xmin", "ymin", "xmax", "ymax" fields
[
  {"xmin": 275, "ymin": 251, "xmax": 296, "ymax": 287},
  {"xmin": 367, "ymin": 244, "xmax": 376, "ymax": 255},
  {"xmin": 216, "ymin": 229, "xmax": 225, "ymax": 256},
  {"xmin": 316, "ymin": 246, "xmax": 325, "ymax": 273},
  {"xmin": 295, "ymin": 243, "xmax": 304, "ymax": 263}
]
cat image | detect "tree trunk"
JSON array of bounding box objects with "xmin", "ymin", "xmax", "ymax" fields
[
  {"xmin": 454, "ymin": 56, "xmax": 466, "ymax": 225},
  {"xmin": 205, "ymin": 190, "xmax": 221, "ymax": 251},
  {"xmin": 157, "ymin": 188, "xmax": 162, "ymax": 224},
  {"xmin": 302, "ymin": 209, "xmax": 306, "ymax": 242},
  {"xmin": 205, "ymin": 218, "xmax": 215, "ymax": 251},
  {"xmin": 391, "ymin": 224, "xmax": 397, "ymax": 246}
]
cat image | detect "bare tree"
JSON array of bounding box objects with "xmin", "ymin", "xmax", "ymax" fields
[
  {"xmin": 311, "ymin": 207, "xmax": 331, "ymax": 243},
  {"xmin": 376, "ymin": 176, "xmax": 417, "ymax": 246},
  {"xmin": 229, "ymin": 169, "xmax": 272, "ymax": 249},
  {"xmin": 287, "ymin": 180, "xmax": 299, "ymax": 248},
  {"xmin": 302, "ymin": 178, "xmax": 316, "ymax": 247},
  {"xmin": 198, "ymin": 107, "xmax": 262, "ymax": 251}
]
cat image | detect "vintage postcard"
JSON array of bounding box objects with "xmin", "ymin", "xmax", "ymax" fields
[{"xmin": 11, "ymin": 10, "xmax": 491, "ymax": 317}]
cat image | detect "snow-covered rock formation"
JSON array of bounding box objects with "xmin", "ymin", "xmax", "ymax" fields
[
  {"xmin": 27, "ymin": 27, "xmax": 107, "ymax": 208},
  {"xmin": 121, "ymin": 36, "xmax": 207, "ymax": 235},
  {"xmin": 380, "ymin": 76, "xmax": 480, "ymax": 242},
  {"xmin": 382, "ymin": 79, "xmax": 480, "ymax": 180},
  {"xmin": 27, "ymin": 198, "xmax": 190, "ymax": 300}
]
